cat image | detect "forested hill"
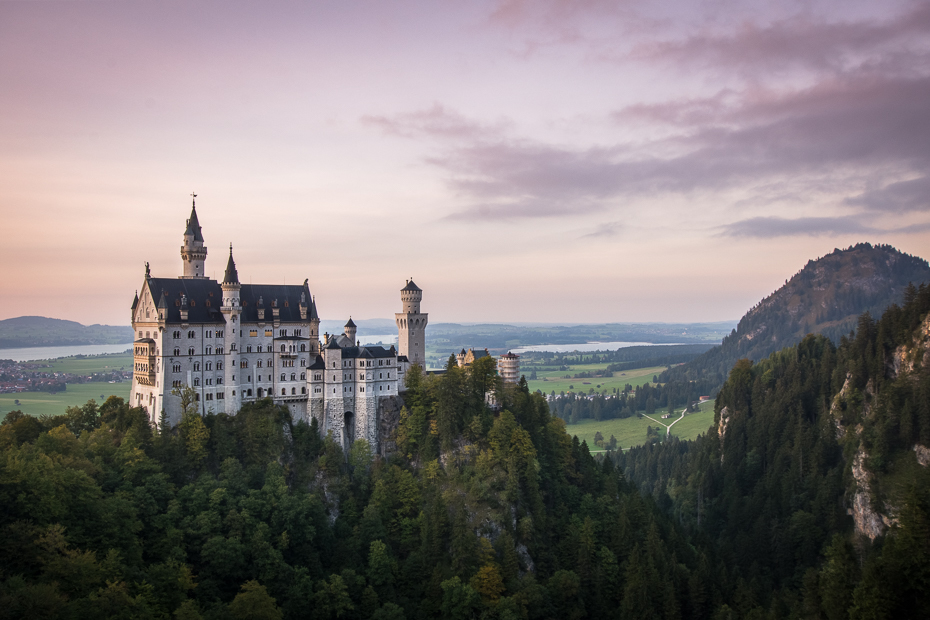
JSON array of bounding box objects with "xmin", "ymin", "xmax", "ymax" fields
[
  {"xmin": 619, "ymin": 283, "xmax": 930, "ymax": 618},
  {"xmin": 661, "ymin": 243, "xmax": 930, "ymax": 390},
  {"xmin": 0, "ymin": 316, "xmax": 134, "ymax": 349}
]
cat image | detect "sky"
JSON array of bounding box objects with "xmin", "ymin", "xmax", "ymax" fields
[{"xmin": 1, "ymin": 0, "xmax": 928, "ymax": 327}]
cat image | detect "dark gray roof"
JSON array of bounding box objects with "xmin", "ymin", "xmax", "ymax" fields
[
  {"xmin": 309, "ymin": 355, "xmax": 325, "ymax": 369},
  {"xmin": 339, "ymin": 345, "xmax": 397, "ymax": 359},
  {"xmin": 223, "ymin": 245, "xmax": 239, "ymax": 285},
  {"xmin": 401, "ymin": 279, "xmax": 421, "ymax": 292},
  {"xmin": 144, "ymin": 278, "xmax": 318, "ymax": 324},
  {"xmin": 131, "ymin": 291, "xmax": 139, "ymax": 311},
  {"xmin": 345, "ymin": 317, "xmax": 356, "ymax": 328},
  {"xmin": 185, "ymin": 203, "xmax": 204, "ymax": 242}
]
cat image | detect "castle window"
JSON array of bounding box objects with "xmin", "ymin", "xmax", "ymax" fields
[
  {"xmin": 279, "ymin": 329, "xmax": 287, "ymax": 337},
  {"xmin": 280, "ymin": 345, "xmax": 286, "ymax": 353},
  {"xmin": 138, "ymin": 331, "xmax": 142, "ymax": 338},
  {"xmin": 240, "ymin": 360, "xmax": 248, "ymax": 368},
  {"xmin": 300, "ymin": 372, "xmax": 305, "ymax": 380},
  {"xmin": 195, "ymin": 393, "xmax": 200, "ymax": 401},
  {"xmin": 246, "ymin": 346, "xmax": 252, "ymax": 353},
  {"xmin": 175, "ymin": 300, "xmax": 180, "ymax": 306},
  {"xmin": 188, "ymin": 331, "xmax": 195, "ymax": 338},
  {"xmin": 265, "ymin": 330, "xmax": 273, "ymax": 337},
  {"xmin": 206, "ymin": 378, "xmax": 212, "ymax": 386},
  {"xmin": 300, "ymin": 344, "xmax": 306, "ymax": 352},
  {"xmin": 216, "ymin": 330, "xmax": 224, "ymax": 338},
  {"xmin": 205, "ymin": 300, "xmax": 210, "ymax": 307},
  {"xmin": 250, "ymin": 330, "xmax": 258, "ymax": 337},
  {"xmin": 379, "ymin": 373, "xmax": 382, "ymax": 379},
  {"xmin": 284, "ymin": 301, "xmax": 289, "ymax": 307},
  {"xmin": 173, "ymin": 331, "xmax": 180, "ymax": 339},
  {"xmin": 193, "ymin": 378, "xmax": 200, "ymax": 386},
  {"xmin": 257, "ymin": 360, "xmax": 263, "ymax": 368},
  {"xmin": 300, "ymin": 359, "xmax": 306, "ymax": 367},
  {"xmin": 217, "ymin": 377, "xmax": 223, "ymax": 384},
  {"xmin": 282, "ymin": 388, "xmax": 286, "ymax": 396},
  {"xmin": 216, "ymin": 347, "xmax": 223, "ymax": 355},
  {"xmin": 217, "ymin": 362, "xmax": 223, "ymax": 370},
  {"xmin": 188, "ymin": 347, "xmax": 195, "ymax": 355},
  {"xmin": 247, "ymin": 389, "xmax": 253, "ymax": 396},
  {"xmin": 173, "ymin": 364, "xmax": 181, "ymax": 373},
  {"xmin": 206, "ymin": 393, "xmax": 213, "ymax": 400},
  {"xmin": 359, "ymin": 387, "xmax": 364, "ymax": 393},
  {"xmin": 291, "ymin": 387, "xmax": 296, "ymax": 394},
  {"xmin": 190, "ymin": 300, "xmax": 195, "ymax": 307},
  {"xmin": 174, "ymin": 348, "xmax": 180, "ymax": 356},
  {"xmin": 206, "ymin": 362, "xmax": 212, "ymax": 371},
  {"xmin": 359, "ymin": 373, "xmax": 363, "ymax": 380},
  {"xmin": 231, "ymin": 344, "xmax": 236, "ymax": 351},
  {"xmin": 193, "ymin": 362, "xmax": 200, "ymax": 371},
  {"xmin": 291, "ymin": 373, "xmax": 296, "ymax": 381},
  {"xmin": 257, "ymin": 345, "xmax": 263, "ymax": 353},
  {"xmin": 301, "ymin": 387, "xmax": 306, "ymax": 394},
  {"xmin": 206, "ymin": 331, "xmax": 212, "ymax": 338},
  {"xmin": 315, "ymin": 387, "xmax": 321, "ymax": 393},
  {"xmin": 172, "ymin": 380, "xmax": 182, "ymax": 388},
  {"xmin": 205, "ymin": 346, "xmax": 212, "ymax": 354},
  {"xmin": 281, "ymin": 373, "xmax": 286, "ymax": 381},
  {"xmin": 333, "ymin": 362, "xmax": 336, "ymax": 368},
  {"xmin": 217, "ymin": 392, "xmax": 224, "ymax": 399},
  {"xmin": 267, "ymin": 358, "xmax": 273, "ymax": 367}
]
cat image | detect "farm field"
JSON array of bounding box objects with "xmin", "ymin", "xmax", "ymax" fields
[
  {"xmin": 0, "ymin": 382, "xmax": 131, "ymax": 419},
  {"xmin": 22, "ymin": 352, "xmax": 133, "ymax": 375},
  {"xmin": 566, "ymin": 399, "xmax": 716, "ymax": 451},
  {"xmin": 527, "ymin": 365, "xmax": 664, "ymax": 396}
]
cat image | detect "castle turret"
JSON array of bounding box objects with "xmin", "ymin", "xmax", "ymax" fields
[
  {"xmin": 221, "ymin": 244, "xmax": 241, "ymax": 413},
  {"xmin": 344, "ymin": 317, "xmax": 357, "ymax": 344},
  {"xmin": 180, "ymin": 196, "xmax": 208, "ymax": 279},
  {"xmin": 395, "ymin": 278, "xmax": 428, "ymax": 368}
]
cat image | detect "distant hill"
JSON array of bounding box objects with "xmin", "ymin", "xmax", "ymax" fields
[
  {"xmin": 662, "ymin": 243, "xmax": 930, "ymax": 389},
  {"xmin": 0, "ymin": 316, "xmax": 134, "ymax": 349}
]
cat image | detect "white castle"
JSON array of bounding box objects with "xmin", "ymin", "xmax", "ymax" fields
[{"xmin": 130, "ymin": 199, "xmax": 427, "ymax": 452}]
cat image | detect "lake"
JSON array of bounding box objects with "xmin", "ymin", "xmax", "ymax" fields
[
  {"xmin": 0, "ymin": 343, "xmax": 133, "ymax": 362},
  {"xmin": 511, "ymin": 341, "xmax": 685, "ymax": 354}
]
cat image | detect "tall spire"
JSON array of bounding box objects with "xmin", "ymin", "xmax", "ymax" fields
[
  {"xmin": 223, "ymin": 243, "xmax": 239, "ymax": 285},
  {"xmin": 184, "ymin": 194, "xmax": 204, "ymax": 242}
]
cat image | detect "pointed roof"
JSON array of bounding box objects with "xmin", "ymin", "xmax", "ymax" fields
[
  {"xmin": 184, "ymin": 201, "xmax": 204, "ymax": 242},
  {"xmin": 345, "ymin": 317, "xmax": 356, "ymax": 328},
  {"xmin": 131, "ymin": 290, "xmax": 139, "ymax": 311},
  {"xmin": 223, "ymin": 244, "xmax": 239, "ymax": 285},
  {"xmin": 402, "ymin": 279, "xmax": 421, "ymax": 292}
]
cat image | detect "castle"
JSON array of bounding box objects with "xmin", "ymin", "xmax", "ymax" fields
[{"xmin": 130, "ymin": 199, "xmax": 426, "ymax": 452}]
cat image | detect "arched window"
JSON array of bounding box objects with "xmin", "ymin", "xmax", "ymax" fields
[
  {"xmin": 247, "ymin": 389, "xmax": 253, "ymax": 396},
  {"xmin": 300, "ymin": 344, "xmax": 306, "ymax": 352},
  {"xmin": 301, "ymin": 387, "xmax": 306, "ymax": 394},
  {"xmin": 290, "ymin": 373, "xmax": 296, "ymax": 381},
  {"xmin": 281, "ymin": 388, "xmax": 286, "ymax": 396},
  {"xmin": 173, "ymin": 348, "xmax": 180, "ymax": 356},
  {"xmin": 280, "ymin": 373, "xmax": 286, "ymax": 381},
  {"xmin": 300, "ymin": 372, "xmax": 305, "ymax": 380},
  {"xmin": 280, "ymin": 344, "xmax": 286, "ymax": 352},
  {"xmin": 257, "ymin": 360, "xmax": 263, "ymax": 368},
  {"xmin": 291, "ymin": 387, "xmax": 296, "ymax": 395},
  {"xmin": 188, "ymin": 347, "xmax": 195, "ymax": 355}
]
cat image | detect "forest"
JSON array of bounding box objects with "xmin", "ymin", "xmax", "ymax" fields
[{"xmin": 1, "ymin": 283, "xmax": 929, "ymax": 618}]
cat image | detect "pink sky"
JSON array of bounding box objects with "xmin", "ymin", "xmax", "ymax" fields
[{"xmin": 1, "ymin": 0, "xmax": 928, "ymax": 326}]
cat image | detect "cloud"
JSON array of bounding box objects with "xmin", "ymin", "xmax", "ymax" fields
[
  {"xmin": 718, "ymin": 215, "xmax": 930, "ymax": 238},
  {"xmin": 629, "ymin": 4, "xmax": 930, "ymax": 76},
  {"xmin": 361, "ymin": 103, "xmax": 509, "ymax": 141},
  {"xmin": 845, "ymin": 175, "xmax": 930, "ymax": 212},
  {"xmin": 581, "ymin": 220, "xmax": 622, "ymax": 238},
  {"xmin": 719, "ymin": 216, "xmax": 876, "ymax": 238}
]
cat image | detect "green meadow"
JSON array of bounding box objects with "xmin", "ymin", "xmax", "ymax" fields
[
  {"xmin": 20, "ymin": 352, "xmax": 132, "ymax": 375},
  {"xmin": 0, "ymin": 382, "xmax": 131, "ymax": 419},
  {"xmin": 527, "ymin": 364, "xmax": 665, "ymax": 396},
  {"xmin": 566, "ymin": 399, "xmax": 716, "ymax": 451}
]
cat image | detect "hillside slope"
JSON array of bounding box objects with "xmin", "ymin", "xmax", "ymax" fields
[
  {"xmin": 662, "ymin": 243, "xmax": 930, "ymax": 390},
  {"xmin": 0, "ymin": 316, "xmax": 134, "ymax": 349},
  {"xmin": 619, "ymin": 283, "xmax": 930, "ymax": 617}
]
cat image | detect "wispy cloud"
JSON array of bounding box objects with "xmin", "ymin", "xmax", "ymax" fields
[
  {"xmin": 361, "ymin": 103, "xmax": 510, "ymax": 141},
  {"xmin": 845, "ymin": 175, "xmax": 930, "ymax": 213}
]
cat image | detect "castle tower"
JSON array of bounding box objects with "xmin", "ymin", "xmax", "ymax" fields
[
  {"xmin": 221, "ymin": 244, "xmax": 241, "ymax": 413},
  {"xmin": 180, "ymin": 196, "xmax": 208, "ymax": 279},
  {"xmin": 395, "ymin": 279, "xmax": 428, "ymax": 368},
  {"xmin": 344, "ymin": 317, "xmax": 357, "ymax": 344}
]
